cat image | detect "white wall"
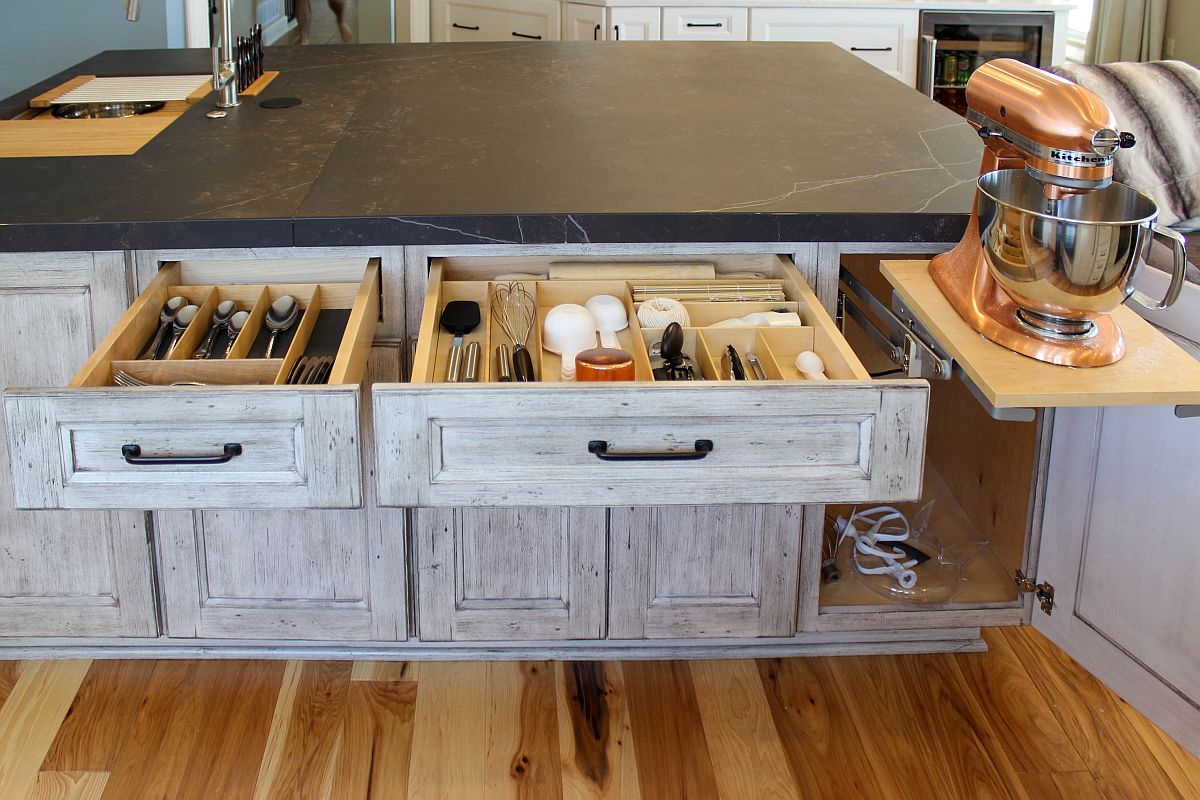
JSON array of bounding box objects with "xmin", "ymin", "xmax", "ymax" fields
[
  {"xmin": 1165, "ymin": 0, "xmax": 1200, "ymax": 65},
  {"xmin": 0, "ymin": 0, "xmax": 173, "ymax": 102}
]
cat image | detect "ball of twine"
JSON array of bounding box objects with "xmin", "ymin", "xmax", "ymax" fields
[{"xmin": 637, "ymin": 297, "xmax": 690, "ymax": 328}]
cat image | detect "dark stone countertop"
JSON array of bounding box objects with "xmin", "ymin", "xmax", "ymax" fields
[{"xmin": 0, "ymin": 42, "xmax": 982, "ymax": 252}]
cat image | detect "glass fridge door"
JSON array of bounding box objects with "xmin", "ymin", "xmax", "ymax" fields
[{"xmin": 918, "ymin": 11, "xmax": 1055, "ymax": 116}]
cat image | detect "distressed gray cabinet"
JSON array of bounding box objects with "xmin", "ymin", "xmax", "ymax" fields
[{"xmin": 0, "ymin": 252, "xmax": 156, "ymax": 637}]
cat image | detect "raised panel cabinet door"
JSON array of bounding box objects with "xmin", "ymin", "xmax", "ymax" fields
[
  {"xmin": 749, "ymin": 9, "xmax": 919, "ymax": 86},
  {"xmin": 609, "ymin": 504, "xmax": 802, "ymax": 639},
  {"xmin": 1036, "ymin": 406, "xmax": 1200, "ymax": 756},
  {"xmin": 155, "ymin": 346, "xmax": 409, "ymax": 641},
  {"xmin": 610, "ymin": 7, "xmax": 660, "ymax": 40},
  {"xmin": 434, "ymin": 0, "xmax": 560, "ymax": 41},
  {"xmin": 414, "ymin": 506, "xmax": 606, "ymax": 641},
  {"xmin": 563, "ymin": 1, "xmax": 604, "ymax": 40},
  {"xmin": 0, "ymin": 252, "xmax": 156, "ymax": 637}
]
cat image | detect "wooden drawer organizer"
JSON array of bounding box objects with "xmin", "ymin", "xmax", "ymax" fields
[
  {"xmin": 374, "ymin": 255, "xmax": 930, "ymax": 508},
  {"xmin": 416, "ymin": 274, "xmax": 863, "ymax": 385},
  {"xmin": 84, "ymin": 268, "xmax": 374, "ymax": 390},
  {"xmin": 4, "ymin": 258, "xmax": 379, "ymax": 511}
]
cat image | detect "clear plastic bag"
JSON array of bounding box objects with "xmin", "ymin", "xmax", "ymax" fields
[{"xmin": 832, "ymin": 502, "xmax": 987, "ymax": 605}]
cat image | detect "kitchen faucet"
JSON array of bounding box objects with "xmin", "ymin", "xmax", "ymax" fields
[
  {"xmin": 210, "ymin": 0, "xmax": 240, "ymax": 113},
  {"xmin": 125, "ymin": 0, "xmax": 238, "ymax": 115}
]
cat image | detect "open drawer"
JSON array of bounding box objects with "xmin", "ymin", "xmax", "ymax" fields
[
  {"xmin": 373, "ymin": 255, "xmax": 929, "ymax": 507},
  {"xmin": 4, "ymin": 258, "xmax": 379, "ymax": 510}
]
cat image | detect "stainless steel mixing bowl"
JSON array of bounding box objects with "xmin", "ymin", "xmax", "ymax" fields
[{"xmin": 977, "ymin": 169, "xmax": 1187, "ymax": 337}]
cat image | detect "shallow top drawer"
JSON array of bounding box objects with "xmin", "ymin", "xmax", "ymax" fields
[
  {"xmin": 373, "ymin": 254, "xmax": 928, "ymax": 507},
  {"xmin": 750, "ymin": 8, "xmax": 917, "ymax": 82},
  {"xmin": 5, "ymin": 258, "xmax": 379, "ymax": 510}
]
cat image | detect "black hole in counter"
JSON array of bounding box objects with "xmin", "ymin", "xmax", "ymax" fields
[{"xmin": 259, "ymin": 97, "xmax": 302, "ymax": 109}]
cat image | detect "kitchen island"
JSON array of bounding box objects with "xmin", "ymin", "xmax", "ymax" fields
[{"xmin": 2, "ymin": 43, "xmax": 1200, "ymax": 759}]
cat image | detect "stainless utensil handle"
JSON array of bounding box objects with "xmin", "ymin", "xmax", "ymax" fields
[
  {"xmin": 446, "ymin": 341, "xmax": 464, "ymax": 382},
  {"xmin": 141, "ymin": 323, "xmax": 169, "ymax": 360},
  {"xmin": 265, "ymin": 331, "xmax": 279, "ymax": 359},
  {"xmin": 587, "ymin": 439, "xmax": 713, "ymax": 461},
  {"xmin": 497, "ymin": 345, "xmax": 512, "ymax": 382},
  {"xmin": 194, "ymin": 326, "xmax": 221, "ymax": 359},
  {"xmin": 920, "ymin": 35, "xmax": 937, "ymax": 98},
  {"xmin": 463, "ymin": 341, "xmax": 480, "ymax": 382},
  {"xmin": 122, "ymin": 442, "xmax": 242, "ymax": 466},
  {"xmin": 1131, "ymin": 225, "xmax": 1188, "ymax": 311}
]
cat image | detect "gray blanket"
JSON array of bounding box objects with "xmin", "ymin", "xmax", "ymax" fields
[{"xmin": 1050, "ymin": 61, "xmax": 1200, "ymax": 230}]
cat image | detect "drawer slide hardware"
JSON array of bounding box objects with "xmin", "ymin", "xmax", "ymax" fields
[
  {"xmin": 588, "ymin": 439, "xmax": 713, "ymax": 462},
  {"xmin": 838, "ymin": 266, "xmax": 951, "ymax": 381},
  {"xmin": 838, "ymin": 266, "xmax": 1035, "ymax": 423},
  {"xmin": 122, "ymin": 442, "xmax": 243, "ymax": 466},
  {"xmin": 1014, "ymin": 569, "xmax": 1055, "ymax": 615}
]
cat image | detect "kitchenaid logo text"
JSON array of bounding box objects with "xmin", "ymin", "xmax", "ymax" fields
[{"xmin": 1050, "ymin": 151, "xmax": 1109, "ymax": 164}]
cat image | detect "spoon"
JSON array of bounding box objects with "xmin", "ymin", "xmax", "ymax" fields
[
  {"xmin": 142, "ymin": 295, "xmax": 187, "ymax": 359},
  {"xmin": 193, "ymin": 299, "xmax": 237, "ymax": 359},
  {"xmin": 264, "ymin": 295, "xmax": 299, "ymax": 358},
  {"xmin": 795, "ymin": 350, "xmax": 828, "ymax": 380},
  {"xmin": 224, "ymin": 310, "xmax": 250, "ymax": 358},
  {"xmin": 165, "ymin": 304, "xmax": 200, "ymax": 358}
]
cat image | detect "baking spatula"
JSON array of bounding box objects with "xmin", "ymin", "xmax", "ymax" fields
[{"xmin": 440, "ymin": 300, "xmax": 481, "ymax": 382}]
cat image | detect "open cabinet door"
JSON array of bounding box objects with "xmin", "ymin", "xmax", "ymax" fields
[{"xmin": 1035, "ymin": 405, "xmax": 1200, "ymax": 757}]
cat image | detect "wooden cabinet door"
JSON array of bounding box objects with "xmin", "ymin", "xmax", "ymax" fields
[
  {"xmin": 1036, "ymin": 406, "xmax": 1200, "ymax": 755},
  {"xmin": 156, "ymin": 347, "xmax": 408, "ymax": 641},
  {"xmin": 0, "ymin": 252, "xmax": 156, "ymax": 637},
  {"xmin": 414, "ymin": 506, "xmax": 606, "ymax": 641},
  {"xmin": 609, "ymin": 505, "xmax": 801, "ymax": 639}
]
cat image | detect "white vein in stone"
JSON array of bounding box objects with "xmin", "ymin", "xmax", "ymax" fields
[
  {"xmin": 181, "ymin": 182, "xmax": 311, "ymax": 219},
  {"xmin": 390, "ymin": 218, "xmax": 515, "ymax": 243},
  {"xmin": 565, "ymin": 215, "xmax": 591, "ymax": 243}
]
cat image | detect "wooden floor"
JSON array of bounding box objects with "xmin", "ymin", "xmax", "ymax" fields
[{"xmin": 0, "ymin": 627, "xmax": 1196, "ymax": 799}]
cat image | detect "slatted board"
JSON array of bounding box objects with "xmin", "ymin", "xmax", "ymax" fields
[{"xmin": 30, "ymin": 75, "xmax": 210, "ymax": 107}]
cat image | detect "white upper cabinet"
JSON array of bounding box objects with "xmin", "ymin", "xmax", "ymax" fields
[{"xmin": 752, "ymin": 8, "xmax": 919, "ymax": 85}]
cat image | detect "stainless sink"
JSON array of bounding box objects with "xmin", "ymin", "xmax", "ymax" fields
[{"xmin": 51, "ymin": 101, "xmax": 165, "ymax": 119}]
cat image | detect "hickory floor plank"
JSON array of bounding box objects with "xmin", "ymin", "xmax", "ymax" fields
[
  {"xmin": 829, "ymin": 655, "xmax": 1026, "ymax": 800},
  {"xmin": 757, "ymin": 657, "xmax": 890, "ymax": 799},
  {"xmin": 350, "ymin": 661, "xmax": 418, "ymax": 683},
  {"xmin": 1018, "ymin": 770, "xmax": 1106, "ymax": 798},
  {"xmin": 27, "ymin": 770, "xmax": 108, "ymax": 800},
  {"xmin": 621, "ymin": 661, "xmax": 720, "ymax": 800},
  {"xmin": 1001, "ymin": 626, "xmax": 1186, "ymax": 800},
  {"xmin": 0, "ymin": 660, "xmax": 22, "ymax": 709},
  {"xmin": 40, "ymin": 661, "xmax": 156, "ymax": 772},
  {"xmin": 1119, "ymin": 702, "xmax": 1200, "ymax": 798},
  {"xmin": 332, "ymin": 680, "xmax": 418, "ymax": 799},
  {"xmin": 406, "ymin": 661, "xmax": 488, "ymax": 798},
  {"xmin": 486, "ymin": 661, "xmax": 564, "ymax": 799},
  {"xmin": 250, "ymin": 660, "xmax": 353, "ymax": 800},
  {"xmin": 690, "ymin": 659, "xmax": 797, "ymax": 800},
  {"xmin": 556, "ymin": 661, "xmax": 641, "ymax": 800},
  {"xmin": 0, "ymin": 660, "xmax": 90, "ymax": 800},
  {"xmin": 956, "ymin": 628, "xmax": 1088, "ymax": 774},
  {"xmin": 174, "ymin": 660, "xmax": 286, "ymax": 800}
]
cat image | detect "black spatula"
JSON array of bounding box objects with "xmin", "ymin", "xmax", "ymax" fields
[{"xmin": 440, "ymin": 301, "xmax": 481, "ymax": 382}]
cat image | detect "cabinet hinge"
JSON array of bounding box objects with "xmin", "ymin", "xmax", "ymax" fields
[{"xmin": 1014, "ymin": 570, "xmax": 1055, "ymax": 615}]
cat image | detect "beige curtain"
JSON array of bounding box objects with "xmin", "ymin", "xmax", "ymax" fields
[{"xmin": 1085, "ymin": 0, "xmax": 1169, "ymax": 63}]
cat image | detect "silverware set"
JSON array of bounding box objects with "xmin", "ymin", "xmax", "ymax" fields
[
  {"xmin": 284, "ymin": 356, "xmax": 334, "ymax": 385},
  {"xmin": 113, "ymin": 370, "xmax": 205, "ymax": 387}
]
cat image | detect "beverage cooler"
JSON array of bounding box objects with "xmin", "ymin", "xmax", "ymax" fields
[{"xmin": 918, "ymin": 11, "xmax": 1055, "ymax": 115}]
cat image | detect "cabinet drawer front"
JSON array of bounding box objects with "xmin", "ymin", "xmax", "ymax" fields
[
  {"xmin": 374, "ymin": 383, "xmax": 926, "ymax": 506},
  {"xmin": 436, "ymin": 0, "xmax": 560, "ymax": 41},
  {"xmin": 5, "ymin": 388, "xmax": 362, "ymax": 509},
  {"xmin": 663, "ymin": 7, "xmax": 748, "ymax": 40},
  {"xmin": 750, "ymin": 9, "xmax": 916, "ymax": 81}
]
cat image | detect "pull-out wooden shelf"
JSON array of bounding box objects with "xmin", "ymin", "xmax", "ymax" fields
[
  {"xmin": 882, "ymin": 260, "xmax": 1200, "ymax": 409},
  {"xmin": 4, "ymin": 258, "xmax": 379, "ymax": 510},
  {"xmin": 374, "ymin": 255, "xmax": 930, "ymax": 507}
]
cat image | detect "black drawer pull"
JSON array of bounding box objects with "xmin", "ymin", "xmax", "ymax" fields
[
  {"xmin": 512, "ymin": 31, "xmax": 542, "ymax": 39},
  {"xmin": 593, "ymin": 23, "xmax": 601, "ymax": 40},
  {"xmin": 452, "ymin": 22, "xmax": 480, "ymax": 30},
  {"xmin": 686, "ymin": 21, "xmax": 724, "ymax": 27},
  {"xmin": 588, "ymin": 439, "xmax": 713, "ymax": 462},
  {"xmin": 122, "ymin": 442, "xmax": 243, "ymax": 466},
  {"xmin": 850, "ymin": 46, "xmax": 893, "ymax": 51}
]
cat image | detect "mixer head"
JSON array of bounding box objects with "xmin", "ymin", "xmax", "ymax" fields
[{"xmin": 964, "ymin": 59, "xmax": 1135, "ymax": 195}]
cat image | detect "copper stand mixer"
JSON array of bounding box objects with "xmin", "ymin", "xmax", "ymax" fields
[{"xmin": 930, "ymin": 58, "xmax": 1188, "ymax": 367}]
